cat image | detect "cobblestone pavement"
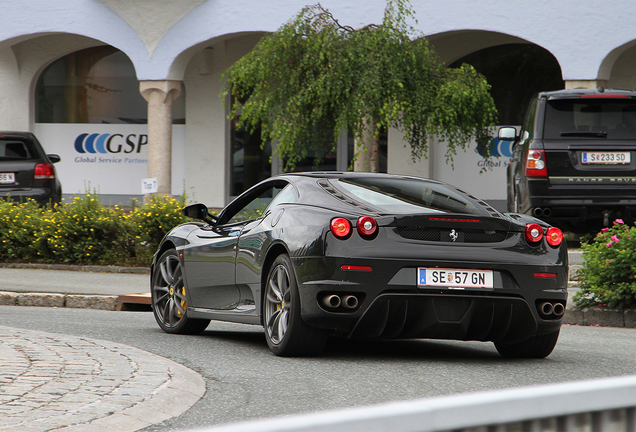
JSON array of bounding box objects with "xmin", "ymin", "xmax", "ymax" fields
[{"xmin": 0, "ymin": 325, "xmax": 205, "ymax": 432}]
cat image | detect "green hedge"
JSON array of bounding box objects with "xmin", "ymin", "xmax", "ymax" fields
[
  {"xmin": 574, "ymin": 219, "xmax": 636, "ymax": 310},
  {"xmin": 0, "ymin": 194, "xmax": 190, "ymax": 267}
]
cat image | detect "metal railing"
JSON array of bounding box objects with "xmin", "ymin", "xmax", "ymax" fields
[{"xmin": 192, "ymin": 374, "xmax": 636, "ymax": 432}]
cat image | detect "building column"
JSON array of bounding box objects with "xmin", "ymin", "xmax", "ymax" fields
[
  {"xmin": 565, "ymin": 79, "xmax": 608, "ymax": 90},
  {"xmin": 140, "ymin": 80, "xmax": 182, "ymax": 196}
]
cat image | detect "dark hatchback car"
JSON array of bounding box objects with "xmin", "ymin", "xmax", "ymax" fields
[
  {"xmin": 151, "ymin": 172, "xmax": 568, "ymax": 359},
  {"xmin": 501, "ymin": 88, "xmax": 636, "ymax": 232},
  {"xmin": 0, "ymin": 132, "xmax": 61, "ymax": 205}
]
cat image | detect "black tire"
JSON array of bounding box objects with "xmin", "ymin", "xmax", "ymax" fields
[
  {"xmin": 151, "ymin": 249, "xmax": 210, "ymax": 335},
  {"xmin": 494, "ymin": 330, "xmax": 560, "ymax": 359},
  {"xmin": 263, "ymin": 254, "xmax": 327, "ymax": 356}
]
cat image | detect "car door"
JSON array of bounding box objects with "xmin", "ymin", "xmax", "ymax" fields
[
  {"xmin": 182, "ymin": 179, "xmax": 291, "ymax": 310},
  {"xmin": 182, "ymin": 223, "xmax": 243, "ymax": 310}
]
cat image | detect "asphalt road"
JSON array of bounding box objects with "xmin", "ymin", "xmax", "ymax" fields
[{"xmin": 0, "ymin": 306, "xmax": 635, "ymax": 431}]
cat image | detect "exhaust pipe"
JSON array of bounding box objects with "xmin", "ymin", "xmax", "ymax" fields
[
  {"xmin": 342, "ymin": 295, "xmax": 359, "ymax": 309},
  {"xmin": 542, "ymin": 208, "xmax": 552, "ymax": 217},
  {"xmin": 322, "ymin": 294, "xmax": 341, "ymax": 309},
  {"xmin": 553, "ymin": 302, "xmax": 565, "ymax": 317},
  {"xmin": 533, "ymin": 207, "xmax": 543, "ymax": 217},
  {"xmin": 539, "ymin": 302, "xmax": 554, "ymax": 316},
  {"xmin": 603, "ymin": 210, "xmax": 610, "ymax": 227}
]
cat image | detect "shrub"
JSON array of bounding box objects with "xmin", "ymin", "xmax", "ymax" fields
[
  {"xmin": 33, "ymin": 194, "xmax": 135, "ymax": 265},
  {"xmin": 129, "ymin": 195, "xmax": 189, "ymax": 264},
  {"xmin": 0, "ymin": 199, "xmax": 44, "ymax": 262},
  {"xmin": 0, "ymin": 193, "xmax": 191, "ymax": 267},
  {"xmin": 574, "ymin": 219, "xmax": 636, "ymax": 309}
]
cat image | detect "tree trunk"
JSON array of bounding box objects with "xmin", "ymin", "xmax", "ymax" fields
[{"xmin": 354, "ymin": 117, "xmax": 380, "ymax": 172}]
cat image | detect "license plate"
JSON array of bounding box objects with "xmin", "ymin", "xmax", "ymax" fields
[
  {"xmin": 418, "ymin": 267, "xmax": 494, "ymax": 289},
  {"xmin": 582, "ymin": 152, "xmax": 630, "ymax": 164},
  {"xmin": 0, "ymin": 173, "xmax": 14, "ymax": 184}
]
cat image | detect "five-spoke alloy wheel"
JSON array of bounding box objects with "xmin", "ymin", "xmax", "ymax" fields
[
  {"xmin": 263, "ymin": 254, "xmax": 327, "ymax": 356},
  {"xmin": 151, "ymin": 249, "xmax": 210, "ymax": 334}
]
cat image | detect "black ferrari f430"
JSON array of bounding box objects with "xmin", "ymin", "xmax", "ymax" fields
[{"xmin": 151, "ymin": 172, "xmax": 568, "ymax": 358}]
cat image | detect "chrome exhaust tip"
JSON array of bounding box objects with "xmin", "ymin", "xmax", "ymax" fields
[
  {"xmin": 539, "ymin": 302, "xmax": 554, "ymax": 316},
  {"xmin": 322, "ymin": 294, "xmax": 341, "ymax": 309},
  {"xmin": 542, "ymin": 207, "xmax": 552, "ymax": 217},
  {"xmin": 553, "ymin": 302, "xmax": 565, "ymax": 317},
  {"xmin": 533, "ymin": 207, "xmax": 543, "ymax": 217},
  {"xmin": 342, "ymin": 295, "xmax": 359, "ymax": 309}
]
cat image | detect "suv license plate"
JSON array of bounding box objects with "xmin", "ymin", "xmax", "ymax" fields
[
  {"xmin": 0, "ymin": 173, "xmax": 15, "ymax": 184},
  {"xmin": 582, "ymin": 152, "xmax": 630, "ymax": 164},
  {"xmin": 418, "ymin": 268, "xmax": 493, "ymax": 289}
]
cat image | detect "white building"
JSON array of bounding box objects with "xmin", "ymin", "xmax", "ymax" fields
[{"xmin": 2, "ymin": 0, "xmax": 636, "ymax": 210}]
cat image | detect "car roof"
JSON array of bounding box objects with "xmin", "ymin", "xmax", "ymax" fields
[
  {"xmin": 0, "ymin": 131, "xmax": 37, "ymax": 140},
  {"xmin": 538, "ymin": 88, "xmax": 636, "ymax": 99}
]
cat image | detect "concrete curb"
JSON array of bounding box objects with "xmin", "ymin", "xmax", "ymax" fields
[
  {"xmin": 0, "ymin": 262, "xmax": 150, "ymax": 274},
  {"xmin": 0, "ymin": 291, "xmax": 120, "ymax": 310},
  {"xmin": 564, "ymin": 307, "xmax": 636, "ymax": 328}
]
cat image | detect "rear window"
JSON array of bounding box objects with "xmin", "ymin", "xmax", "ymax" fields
[
  {"xmin": 0, "ymin": 139, "xmax": 36, "ymax": 159},
  {"xmin": 331, "ymin": 177, "xmax": 484, "ymax": 215},
  {"xmin": 544, "ymin": 98, "xmax": 636, "ymax": 140}
]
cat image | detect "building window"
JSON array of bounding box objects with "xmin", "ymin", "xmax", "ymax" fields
[
  {"xmin": 36, "ymin": 46, "xmax": 185, "ymax": 124},
  {"xmin": 230, "ymin": 124, "xmax": 272, "ymax": 197}
]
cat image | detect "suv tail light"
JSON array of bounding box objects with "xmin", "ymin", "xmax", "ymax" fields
[
  {"xmin": 525, "ymin": 150, "xmax": 547, "ymax": 177},
  {"xmin": 34, "ymin": 163, "xmax": 56, "ymax": 180},
  {"xmin": 525, "ymin": 223, "xmax": 543, "ymax": 244}
]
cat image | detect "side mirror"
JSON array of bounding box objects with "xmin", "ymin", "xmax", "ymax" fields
[
  {"xmin": 47, "ymin": 154, "xmax": 61, "ymax": 163},
  {"xmin": 498, "ymin": 127, "xmax": 517, "ymax": 141},
  {"xmin": 182, "ymin": 203, "xmax": 218, "ymax": 225}
]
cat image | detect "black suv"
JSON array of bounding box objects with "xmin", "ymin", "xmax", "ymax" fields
[
  {"xmin": 501, "ymin": 88, "xmax": 636, "ymax": 232},
  {"xmin": 0, "ymin": 132, "xmax": 62, "ymax": 205}
]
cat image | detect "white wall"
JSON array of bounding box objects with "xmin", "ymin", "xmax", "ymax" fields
[{"xmin": 182, "ymin": 34, "xmax": 263, "ymax": 208}]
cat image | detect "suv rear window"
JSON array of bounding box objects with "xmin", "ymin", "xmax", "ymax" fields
[
  {"xmin": 544, "ymin": 98, "xmax": 636, "ymax": 140},
  {"xmin": 0, "ymin": 139, "xmax": 36, "ymax": 159}
]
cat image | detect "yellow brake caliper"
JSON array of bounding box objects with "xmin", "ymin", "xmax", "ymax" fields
[{"xmin": 178, "ymin": 286, "xmax": 187, "ymax": 317}]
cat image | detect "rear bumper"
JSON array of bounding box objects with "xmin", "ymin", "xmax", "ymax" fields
[
  {"xmin": 295, "ymin": 252, "xmax": 568, "ymax": 343},
  {"xmin": 525, "ymin": 178, "xmax": 636, "ymax": 222},
  {"xmin": 1, "ymin": 186, "xmax": 61, "ymax": 205}
]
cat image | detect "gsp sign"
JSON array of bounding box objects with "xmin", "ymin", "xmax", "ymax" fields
[
  {"xmin": 74, "ymin": 133, "xmax": 147, "ymax": 154},
  {"xmin": 34, "ymin": 123, "xmax": 184, "ymax": 197}
]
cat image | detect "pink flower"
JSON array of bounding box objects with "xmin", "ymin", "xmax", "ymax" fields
[
  {"xmin": 602, "ymin": 228, "xmax": 609, "ymax": 232},
  {"xmin": 614, "ymin": 219, "xmax": 624, "ymax": 225},
  {"xmin": 611, "ymin": 235, "xmax": 620, "ymax": 243},
  {"xmin": 606, "ymin": 242, "xmax": 613, "ymax": 248}
]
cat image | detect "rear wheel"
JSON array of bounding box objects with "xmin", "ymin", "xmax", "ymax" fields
[
  {"xmin": 263, "ymin": 254, "xmax": 327, "ymax": 356},
  {"xmin": 494, "ymin": 330, "xmax": 560, "ymax": 358},
  {"xmin": 151, "ymin": 249, "xmax": 210, "ymax": 334}
]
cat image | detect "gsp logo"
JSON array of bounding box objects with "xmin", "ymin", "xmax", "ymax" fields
[{"xmin": 74, "ymin": 133, "xmax": 148, "ymax": 154}]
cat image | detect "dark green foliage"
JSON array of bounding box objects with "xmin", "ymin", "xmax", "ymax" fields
[{"xmin": 222, "ymin": 0, "xmax": 498, "ymax": 171}]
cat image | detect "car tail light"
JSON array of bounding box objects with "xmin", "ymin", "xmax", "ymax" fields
[
  {"xmin": 525, "ymin": 223, "xmax": 543, "ymax": 244},
  {"xmin": 525, "ymin": 150, "xmax": 547, "ymax": 177},
  {"xmin": 356, "ymin": 216, "xmax": 377, "ymax": 236},
  {"xmin": 34, "ymin": 163, "xmax": 56, "ymax": 180},
  {"xmin": 546, "ymin": 226, "xmax": 563, "ymax": 247},
  {"xmin": 330, "ymin": 217, "xmax": 351, "ymax": 238}
]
